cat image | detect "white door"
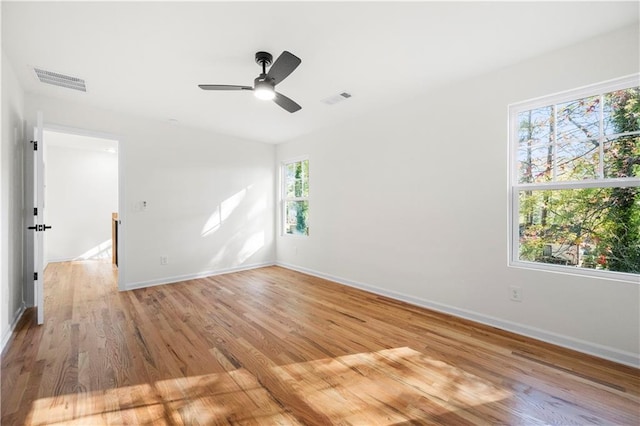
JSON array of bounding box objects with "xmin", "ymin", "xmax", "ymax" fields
[{"xmin": 26, "ymin": 112, "xmax": 46, "ymax": 325}]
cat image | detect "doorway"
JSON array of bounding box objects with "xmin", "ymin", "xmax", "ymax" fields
[{"xmin": 42, "ymin": 129, "xmax": 119, "ymax": 276}]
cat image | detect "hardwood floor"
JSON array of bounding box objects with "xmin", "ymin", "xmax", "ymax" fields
[{"xmin": 1, "ymin": 261, "xmax": 638, "ymax": 425}]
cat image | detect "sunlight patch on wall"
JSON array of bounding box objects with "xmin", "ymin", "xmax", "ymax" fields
[
  {"xmin": 201, "ymin": 188, "xmax": 247, "ymax": 237},
  {"xmin": 207, "ymin": 245, "xmax": 228, "ymax": 267},
  {"xmin": 201, "ymin": 209, "xmax": 221, "ymax": 237},
  {"xmin": 237, "ymin": 231, "xmax": 265, "ymax": 264},
  {"xmin": 73, "ymin": 240, "xmax": 112, "ymax": 261},
  {"xmin": 221, "ymin": 189, "xmax": 246, "ymax": 221},
  {"xmin": 246, "ymin": 194, "xmax": 267, "ymax": 219}
]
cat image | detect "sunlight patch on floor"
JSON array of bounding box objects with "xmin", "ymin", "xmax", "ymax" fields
[
  {"xmin": 27, "ymin": 369, "xmax": 297, "ymax": 425},
  {"xmin": 26, "ymin": 347, "xmax": 510, "ymax": 425},
  {"xmin": 272, "ymin": 346, "xmax": 511, "ymax": 424}
]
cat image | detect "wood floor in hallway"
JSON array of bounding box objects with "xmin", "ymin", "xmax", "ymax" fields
[{"xmin": 1, "ymin": 260, "xmax": 639, "ymax": 425}]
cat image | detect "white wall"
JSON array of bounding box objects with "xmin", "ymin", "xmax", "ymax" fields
[
  {"xmin": 25, "ymin": 94, "xmax": 276, "ymax": 289},
  {"xmin": 6, "ymin": 21, "xmax": 637, "ymax": 368},
  {"xmin": 44, "ymin": 140, "xmax": 118, "ymax": 262},
  {"xmin": 1, "ymin": 50, "xmax": 26, "ymax": 351},
  {"xmin": 276, "ymin": 25, "xmax": 640, "ymax": 366}
]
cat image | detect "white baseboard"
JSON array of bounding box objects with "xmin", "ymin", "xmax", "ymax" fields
[
  {"xmin": 125, "ymin": 261, "xmax": 276, "ymax": 291},
  {"xmin": 276, "ymin": 261, "xmax": 640, "ymax": 368},
  {"xmin": 46, "ymin": 257, "xmax": 75, "ymax": 264},
  {"xmin": 1, "ymin": 302, "xmax": 26, "ymax": 354}
]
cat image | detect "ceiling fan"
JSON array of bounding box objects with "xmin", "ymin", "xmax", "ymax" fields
[{"xmin": 199, "ymin": 51, "xmax": 302, "ymax": 113}]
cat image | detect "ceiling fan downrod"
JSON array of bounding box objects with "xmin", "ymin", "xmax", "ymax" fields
[{"xmin": 255, "ymin": 51, "xmax": 273, "ymax": 75}]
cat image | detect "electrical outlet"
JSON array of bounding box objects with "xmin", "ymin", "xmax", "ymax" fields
[
  {"xmin": 509, "ymin": 285, "xmax": 523, "ymax": 302},
  {"xmin": 160, "ymin": 256, "xmax": 168, "ymax": 265}
]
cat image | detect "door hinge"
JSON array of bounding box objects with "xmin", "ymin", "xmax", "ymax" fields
[
  {"xmin": 33, "ymin": 207, "xmax": 38, "ymax": 216},
  {"xmin": 34, "ymin": 272, "xmax": 38, "ymax": 280},
  {"xmin": 31, "ymin": 140, "xmax": 38, "ymax": 151}
]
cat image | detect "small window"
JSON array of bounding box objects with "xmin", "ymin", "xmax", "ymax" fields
[
  {"xmin": 509, "ymin": 75, "xmax": 640, "ymax": 280},
  {"xmin": 282, "ymin": 158, "xmax": 309, "ymax": 236}
]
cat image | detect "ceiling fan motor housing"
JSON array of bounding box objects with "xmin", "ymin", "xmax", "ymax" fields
[
  {"xmin": 254, "ymin": 75, "xmax": 275, "ymax": 88},
  {"xmin": 255, "ymin": 51, "xmax": 273, "ymax": 67}
]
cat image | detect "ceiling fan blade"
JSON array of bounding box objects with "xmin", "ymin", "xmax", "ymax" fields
[
  {"xmin": 267, "ymin": 51, "xmax": 301, "ymax": 85},
  {"xmin": 198, "ymin": 84, "xmax": 252, "ymax": 91},
  {"xmin": 274, "ymin": 92, "xmax": 302, "ymax": 113}
]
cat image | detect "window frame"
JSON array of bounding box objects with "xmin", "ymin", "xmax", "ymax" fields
[
  {"xmin": 508, "ymin": 74, "xmax": 640, "ymax": 282},
  {"xmin": 281, "ymin": 156, "xmax": 310, "ymax": 237}
]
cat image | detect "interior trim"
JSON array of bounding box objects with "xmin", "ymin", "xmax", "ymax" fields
[
  {"xmin": 276, "ymin": 261, "xmax": 639, "ymax": 368},
  {"xmin": 125, "ymin": 261, "xmax": 275, "ymax": 291},
  {"xmin": 1, "ymin": 303, "xmax": 25, "ymax": 354}
]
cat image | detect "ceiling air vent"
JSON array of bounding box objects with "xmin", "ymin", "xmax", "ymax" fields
[
  {"xmin": 34, "ymin": 68, "xmax": 86, "ymax": 92},
  {"xmin": 322, "ymin": 92, "xmax": 352, "ymax": 105}
]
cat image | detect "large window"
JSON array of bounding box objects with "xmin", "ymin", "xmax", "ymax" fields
[
  {"xmin": 282, "ymin": 158, "xmax": 309, "ymax": 236},
  {"xmin": 509, "ymin": 75, "xmax": 639, "ymax": 280}
]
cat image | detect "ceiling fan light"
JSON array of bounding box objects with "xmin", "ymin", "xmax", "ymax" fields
[{"xmin": 254, "ymin": 81, "xmax": 275, "ymax": 100}]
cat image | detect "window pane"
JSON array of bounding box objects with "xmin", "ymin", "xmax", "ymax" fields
[
  {"xmin": 285, "ymin": 160, "xmax": 309, "ymax": 198},
  {"xmin": 518, "ymin": 188, "xmax": 640, "ymax": 274},
  {"xmin": 557, "ymin": 96, "xmax": 600, "ymax": 142},
  {"xmin": 604, "ymin": 87, "xmax": 640, "ymax": 135},
  {"xmin": 517, "ymin": 107, "xmax": 553, "ymax": 183},
  {"xmin": 285, "ymin": 200, "xmax": 309, "ymax": 236},
  {"xmin": 604, "ymin": 135, "xmax": 640, "ymax": 178},
  {"xmin": 294, "ymin": 159, "xmax": 309, "ymax": 198},
  {"xmin": 285, "ymin": 163, "xmax": 297, "ymax": 198},
  {"xmin": 556, "ymin": 139, "xmax": 599, "ymax": 181}
]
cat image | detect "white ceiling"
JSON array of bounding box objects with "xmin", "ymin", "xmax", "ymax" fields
[{"xmin": 3, "ymin": 1, "xmax": 638, "ymax": 144}]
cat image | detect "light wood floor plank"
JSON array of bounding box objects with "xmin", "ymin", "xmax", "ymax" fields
[{"xmin": 2, "ymin": 261, "xmax": 638, "ymax": 425}]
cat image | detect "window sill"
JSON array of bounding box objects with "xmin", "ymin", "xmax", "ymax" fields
[
  {"xmin": 509, "ymin": 260, "xmax": 639, "ymax": 284},
  {"xmin": 281, "ymin": 233, "xmax": 309, "ymax": 239}
]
